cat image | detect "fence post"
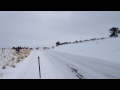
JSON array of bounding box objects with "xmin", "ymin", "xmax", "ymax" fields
[{"xmin": 38, "ymin": 56, "xmax": 41, "ymax": 78}]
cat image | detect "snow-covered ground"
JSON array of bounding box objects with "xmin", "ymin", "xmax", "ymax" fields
[
  {"xmin": 53, "ymin": 37, "xmax": 120, "ymax": 63},
  {"xmin": 0, "ymin": 37, "xmax": 120, "ymax": 79},
  {"xmin": 40, "ymin": 50, "xmax": 120, "ymax": 79},
  {"xmin": 0, "ymin": 49, "xmax": 31, "ymax": 78}
]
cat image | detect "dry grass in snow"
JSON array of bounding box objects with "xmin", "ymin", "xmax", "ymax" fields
[{"xmin": 0, "ymin": 49, "xmax": 31, "ymax": 70}]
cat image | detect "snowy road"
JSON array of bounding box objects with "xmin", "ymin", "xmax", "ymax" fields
[
  {"xmin": 18, "ymin": 50, "xmax": 78, "ymax": 79},
  {"xmin": 40, "ymin": 50, "xmax": 120, "ymax": 79},
  {"xmin": 16, "ymin": 50, "xmax": 120, "ymax": 79}
]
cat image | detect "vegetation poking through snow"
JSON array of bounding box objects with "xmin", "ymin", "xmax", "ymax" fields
[{"xmin": 0, "ymin": 49, "xmax": 32, "ymax": 70}]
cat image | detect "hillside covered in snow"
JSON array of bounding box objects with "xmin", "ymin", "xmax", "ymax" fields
[{"xmin": 53, "ymin": 37, "xmax": 120, "ymax": 63}]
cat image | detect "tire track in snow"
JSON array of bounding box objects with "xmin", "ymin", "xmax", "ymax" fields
[
  {"xmin": 43, "ymin": 50, "xmax": 120, "ymax": 79},
  {"xmin": 52, "ymin": 55, "xmax": 84, "ymax": 79},
  {"xmin": 55, "ymin": 53, "xmax": 120, "ymax": 78},
  {"xmin": 42, "ymin": 51, "xmax": 84, "ymax": 79}
]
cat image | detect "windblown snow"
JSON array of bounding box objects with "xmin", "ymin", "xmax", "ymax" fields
[{"xmin": 0, "ymin": 37, "xmax": 120, "ymax": 79}]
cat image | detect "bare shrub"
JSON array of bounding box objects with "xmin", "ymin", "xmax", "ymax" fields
[
  {"xmin": 17, "ymin": 56, "xmax": 21, "ymax": 60},
  {"xmin": 21, "ymin": 57, "xmax": 24, "ymax": 59},
  {"xmin": 17, "ymin": 59, "xmax": 20, "ymax": 63},
  {"xmin": 9, "ymin": 49, "xmax": 31, "ymax": 66},
  {"xmin": 2, "ymin": 65, "xmax": 6, "ymax": 69},
  {"xmin": 11, "ymin": 57, "xmax": 15, "ymax": 61},
  {"xmin": 22, "ymin": 49, "xmax": 30, "ymax": 56},
  {"xmin": 11, "ymin": 64, "xmax": 15, "ymax": 68}
]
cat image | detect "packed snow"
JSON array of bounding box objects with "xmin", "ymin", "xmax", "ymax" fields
[{"xmin": 0, "ymin": 37, "xmax": 120, "ymax": 79}]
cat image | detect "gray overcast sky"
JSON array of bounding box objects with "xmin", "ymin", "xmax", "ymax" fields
[{"xmin": 0, "ymin": 11, "xmax": 120, "ymax": 48}]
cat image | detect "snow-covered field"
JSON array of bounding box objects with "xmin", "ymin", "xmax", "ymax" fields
[
  {"xmin": 0, "ymin": 37, "xmax": 120, "ymax": 79},
  {"xmin": 53, "ymin": 37, "xmax": 120, "ymax": 63}
]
